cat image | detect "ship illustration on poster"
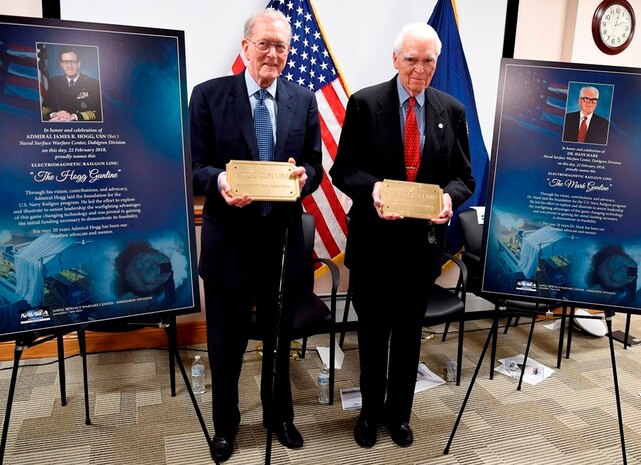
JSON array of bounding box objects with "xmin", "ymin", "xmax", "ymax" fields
[{"xmin": 0, "ymin": 229, "xmax": 191, "ymax": 332}]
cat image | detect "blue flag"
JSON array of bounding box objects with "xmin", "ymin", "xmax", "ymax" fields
[{"xmin": 428, "ymin": 0, "xmax": 490, "ymax": 253}]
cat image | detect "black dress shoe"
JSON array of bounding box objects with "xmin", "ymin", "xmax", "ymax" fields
[
  {"xmin": 274, "ymin": 421, "xmax": 304, "ymax": 449},
  {"xmin": 212, "ymin": 435, "xmax": 234, "ymax": 462},
  {"xmin": 354, "ymin": 415, "xmax": 377, "ymax": 448},
  {"xmin": 388, "ymin": 421, "xmax": 413, "ymax": 447}
]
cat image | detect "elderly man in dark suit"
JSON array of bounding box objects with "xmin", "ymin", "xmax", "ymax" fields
[
  {"xmin": 189, "ymin": 8, "xmax": 322, "ymax": 462},
  {"xmin": 330, "ymin": 22, "xmax": 474, "ymax": 449},
  {"xmin": 562, "ymin": 86, "xmax": 609, "ymax": 145}
]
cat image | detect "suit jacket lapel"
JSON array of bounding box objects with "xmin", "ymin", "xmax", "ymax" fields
[
  {"xmin": 231, "ymin": 74, "xmax": 260, "ymax": 161},
  {"xmin": 274, "ymin": 78, "xmax": 294, "ymax": 162},
  {"xmin": 376, "ymin": 77, "xmax": 406, "ymax": 178},
  {"xmin": 418, "ymin": 87, "xmax": 447, "ymax": 179}
]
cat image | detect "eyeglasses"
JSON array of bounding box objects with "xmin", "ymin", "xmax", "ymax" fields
[
  {"xmin": 579, "ymin": 97, "xmax": 598, "ymax": 104},
  {"xmin": 60, "ymin": 60, "xmax": 79, "ymax": 65},
  {"xmin": 247, "ymin": 39, "xmax": 288, "ymax": 55},
  {"xmin": 401, "ymin": 56, "xmax": 436, "ymax": 69}
]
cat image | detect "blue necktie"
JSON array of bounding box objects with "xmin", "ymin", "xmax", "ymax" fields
[
  {"xmin": 255, "ymin": 89, "xmax": 274, "ymax": 162},
  {"xmin": 254, "ymin": 89, "xmax": 274, "ymax": 214}
]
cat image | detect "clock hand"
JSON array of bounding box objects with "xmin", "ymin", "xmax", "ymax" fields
[{"xmin": 617, "ymin": 16, "xmax": 629, "ymax": 27}]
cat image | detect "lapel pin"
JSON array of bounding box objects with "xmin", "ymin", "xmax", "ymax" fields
[{"xmin": 438, "ymin": 123, "xmax": 444, "ymax": 129}]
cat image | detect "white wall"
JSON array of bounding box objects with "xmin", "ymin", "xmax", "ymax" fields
[
  {"xmin": 515, "ymin": 0, "xmax": 641, "ymax": 67},
  {"xmin": 53, "ymin": 0, "xmax": 506, "ymax": 155},
  {"xmin": 0, "ymin": 0, "xmax": 40, "ymax": 17}
]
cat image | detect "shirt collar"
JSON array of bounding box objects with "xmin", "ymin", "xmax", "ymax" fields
[
  {"xmin": 396, "ymin": 76, "xmax": 425, "ymax": 108},
  {"xmin": 245, "ymin": 69, "xmax": 277, "ymax": 100}
]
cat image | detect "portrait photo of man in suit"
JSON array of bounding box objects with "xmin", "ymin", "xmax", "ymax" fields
[
  {"xmin": 562, "ymin": 84, "xmax": 611, "ymax": 145},
  {"xmin": 40, "ymin": 45, "xmax": 103, "ymax": 122}
]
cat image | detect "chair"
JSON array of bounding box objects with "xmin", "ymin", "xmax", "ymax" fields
[
  {"xmin": 425, "ymin": 252, "xmax": 467, "ymax": 386},
  {"xmin": 458, "ymin": 208, "xmax": 568, "ymax": 381},
  {"xmin": 338, "ymin": 252, "xmax": 468, "ymax": 386},
  {"xmin": 249, "ymin": 212, "xmax": 340, "ymax": 404}
]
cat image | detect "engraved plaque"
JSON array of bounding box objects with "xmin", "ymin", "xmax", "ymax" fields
[
  {"xmin": 380, "ymin": 179, "xmax": 443, "ymax": 219},
  {"xmin": 226, "ymin": 160, "xmax": 300, "ymax": 201}
]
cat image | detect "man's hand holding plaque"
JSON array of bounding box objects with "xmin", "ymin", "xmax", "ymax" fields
[
  {"xmin": 373, "ymin": 179, "xmax": 453, "ymax": 223},
  {"xmin": 221, "ymin": 158, "xmax": 305, "ymax": 208}
]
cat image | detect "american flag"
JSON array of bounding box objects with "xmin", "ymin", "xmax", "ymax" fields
[
  {"xmin": 232, "ymin": 0, "xmax": 350, "ymax": 261},
  {"xmin": 0, "ymin": 39, "xmax": 40, "ymax": 118}
]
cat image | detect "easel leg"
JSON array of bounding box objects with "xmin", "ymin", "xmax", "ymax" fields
[
  {"xmin": 172, "ymin": 350, "xmax": 217, "ymax": 464},
  {"xmin": 444, "ymin": 317, "xmax": 498, "ymax": 454},
  {"xmin": 565, "ymin": 307, "xmax": 575, "ymax": 359},
  {"xmin": 516, "ymin": 314, "xmax": 537, "ymax": 391},
  {"xmin": 489, "ymin": 310, "xmax": 499, "ymax": 380},
  {"xmin": 605, "ymin": 312, "xmax": 628, "ymax": 465},
  {"xmin": 0, "ymin": 342, "xmax": 27, "ymax": 463},
  {"xmin": 77, "ymin": 328, "xmax": 91, "ymax": 425},
  {"xmin": 57, "ymin": 333, "xmax": 67, "ymax": 406},
  {"xmin": 623, "ymin": 313, "xmax": 631, "ymax": 350},
  {"xmin": 556, "ymin": 306, "xmax": 567, "ymax": 369},
  {"xmin": 163, "ymin": 316, "xmax": 177, "ymax": 397}
]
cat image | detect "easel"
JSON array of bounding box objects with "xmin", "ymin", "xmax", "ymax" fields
[
  {"xmin": 0, "ymin": 314, "xmax": 189, "ymax": 465},
  {"xmin": 0, "ymin": 329, "xmax": 73, "ymax": 464},
  {"xmin": 444, "ymin": 304, "xmax": 629, "ymax": 465},
  {"xmin": 74, "ymin": 314, "xmax": 179, "ymax": 425},
  {"xmin": 69, "ymin": 315, "xmax": 221, "ymax": 464}
]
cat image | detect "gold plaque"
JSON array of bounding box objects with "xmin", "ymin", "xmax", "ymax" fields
[
  {"xmin": 380, "ymin": 179, "xmax": 443, "ymax": 219},
  {"xmin": 226, "ymin": 160, "xmax": 300, "ymax": 201}
]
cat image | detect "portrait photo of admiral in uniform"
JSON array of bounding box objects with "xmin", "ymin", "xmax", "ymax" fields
[{"xmin": 39, "ymin": 44, "xmax": 103, "ymax": 122}]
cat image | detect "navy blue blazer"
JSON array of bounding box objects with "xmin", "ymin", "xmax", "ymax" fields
[
  {"xmin": 330, "ymin": 77, "xmax": 475, "ymax": 284},
  {"xmin": 41, "ymin": 73, "xmax": 102, "ymax": 121},
  {"xmin": 190, "ymin": 73, "xmax": 323, "ymax": 287},
  {"xmin": 562, "ymin": 111, "xmax": 609, "ymax": 145}
]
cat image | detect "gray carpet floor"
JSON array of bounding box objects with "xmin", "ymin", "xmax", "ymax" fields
[{"xmin": 1, "ymin": 313, "xmax": 641, "ymax": 465}]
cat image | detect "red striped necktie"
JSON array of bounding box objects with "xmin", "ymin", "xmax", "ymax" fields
[{"xmin": 404, "ymin": 96, "xmax": 421, "ymax": 182}]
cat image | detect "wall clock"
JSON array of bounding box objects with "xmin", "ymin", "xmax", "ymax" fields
[{"xmin": 592, "ymin": 0, "xmax": 636, "ymax": 54}]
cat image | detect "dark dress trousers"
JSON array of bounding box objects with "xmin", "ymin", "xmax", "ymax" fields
[
  {"xmin": 562, "ymin": 111, "xmax": 609, "ymax": 145},
  {"xmin": 330, "ymin": 77, "xmax": 474, "ymax": 424},
  {"xmin": 41, "ymin": 73, "xmax": 102, "ymax": 121},
  {"xmin": 190, "ymin": 73, "xmax": 322, "ymax": 437}
]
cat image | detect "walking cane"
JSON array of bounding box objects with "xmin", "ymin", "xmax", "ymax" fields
[{"xmin": 264, "ymin": 220, "xmax": 289, "ymax": 465}]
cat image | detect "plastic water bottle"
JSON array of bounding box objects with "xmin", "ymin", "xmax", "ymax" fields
[
  {"xmin": 318, "ymin": 364, "xmax": 330, "ymax": 404},
  {"xmin": 191, "ymin": 355, "xmax": 206, "ymax": 394},
  {"xmin": 446, "ymin": 359, "xmax": 457, "ymax": 382}
]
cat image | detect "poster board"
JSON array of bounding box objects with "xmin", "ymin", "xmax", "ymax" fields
[
  {"xmin": 0, "ymin": 15, "xmax": 199, "ymax": 337},
  {"xmin": 482, "ymin": 59, "xmax": 640, "ymax": 314}
]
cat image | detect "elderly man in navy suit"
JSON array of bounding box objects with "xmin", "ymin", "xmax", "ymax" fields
[
  {"xmin": 189, "ymin": 8, "xmax": 322, "ymax": 462},
  {"xmin": 330, "ymin": 22, "xmax": 474, "ymax": 449},
  {"xmin": 562, "ymin": 86, "xmax": 610, "ymax": 145}
]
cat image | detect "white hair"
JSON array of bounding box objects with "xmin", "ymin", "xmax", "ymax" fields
[
  {"xmin": 393, "ymin": 23, "xmax": 442, "ymax": 57},
  {"xmin": 243, "ymin": 8, "xmax": 292, "ymax": 42},
  {"xmin": 579, "ymin": 86, "xmax": 599, "ymax": 98}
]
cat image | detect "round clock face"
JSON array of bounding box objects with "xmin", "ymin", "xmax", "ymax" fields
[{"xmin": 593, "ymin": 1, "xmax": 636, "ymax": 54}]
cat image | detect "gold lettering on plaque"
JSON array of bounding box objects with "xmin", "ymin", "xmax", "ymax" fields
[
  {"xmin": 226, "ymin": 160, "xmax": 300, "ymax": 201},
  {"xmin": 380, "ymin": 179, "xmax": 443, "ymax": 219}
]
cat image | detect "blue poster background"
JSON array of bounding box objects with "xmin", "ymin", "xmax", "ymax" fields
[
  {"xmin": 0, "ymin": 16, "xmax": 198, "ymax": 336},
  {"xmin": 483, "ymin": 59, "xmax": 641, "ymax": 313}
]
